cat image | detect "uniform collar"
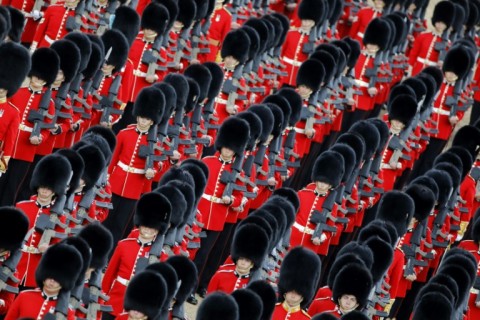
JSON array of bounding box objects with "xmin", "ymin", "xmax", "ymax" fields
[
  {"xmin": 36, "ymin": 201, "xmax": 52, "ymax": 209},
  {"xmin": 135, "ymin": 128, "xmax": 149, "ymax": 135},
  {"xmin": 234, "ymin": 270, "xmax": 250, "ymax": 279},
  {"xmin": 314, "ymin": 190, "xmax": 328, "ymax": 197},
  {"xmin": 41, "ymin": 291, "xmax": 59, "ymax": 301},
  {"xmin": 136, "ymin": 239, "xmax": 154, "ymax": 246},
  {"xmin": 281, "ymin": 301, "xmax": 301, "ymax": 313},
  {"xmin": 28, "ymin": 86, "xmax": 43, "ymax": 94},
  {"xmin": 219, "ymin": 156, "xmax": 233, "ymax": 164}
]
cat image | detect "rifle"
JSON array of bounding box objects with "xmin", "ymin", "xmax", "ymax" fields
[
  {"xmin": 220, "ymin": 153, "xmax": 247, "ymax": 198},
  {"xmin": 139, "ymin": 124, "xmax": 167, "ymax": 169},
  {"xmin": 190, "ymin": 20, "xmax": 209, "ymax": 61},
  {"xmin": 142, "ymin": 35, "xmax": 167, "ymax": 79},
  {"xmin": 96, "ymin": 0, "xmax": 118, "ymax": 35},
  {"xmin": 236, "ymin": 152, "xmax": 257, "ymax": 199},
  {"xmin": 168, "ymin": 27, "xmax": 192, "ymax": 67},
  {"xmin": 283, "ymin": 129, "xmax": 300, "ymax": 169},
  {"xmin": 431, "ymin": 202, "xmax": 452, "ymax": 248},
  {"xmin": 222, "ymin": 65, "xmax": 247, "ymax": 108},
  {"xmin": 302, "ymin": 28, "xmax": 316, "ymax": 55},
  {"xmin": 402, "ymin": 223, "xmax": 428, "ymax": 277},
  {"xmin": 32, "ymin": 0, "xmax": 47, "ymax": 15},
  {"xmin": 28, "ymin": 88, "xmax": 55, "ymax": 139},
  {"xmin": 93, "ymin": 75, "xmax": 123, "ymax": 125},
  {"xmin": 66, "ymin": 1, "xmax": 87, "ymax": 32},
  {"xmin": 434, "ymin": 30, "xmax": 449, "ymax": 62},
  {"xmin": 53, "ymin": 83, "xmax": 73, "ymax": 124},
  {"xmin": 43, "ymin": 290, "xmax": 70, "ymax": 320},
  {"xmin": 84, "ymin": 269, "xmax": 113, "ymax": 318},
  {"xmin": 135, "ymin": 234, "xmax": 166, "ymax": 272},
  {"xmin": 309, "ymin": 192, "xmax": 339, "ymax": 240},
  {"xmin": 164, "ymin": 108, "xmax": 185, "ymax": 158},
  {"xmin": 69, "ymin": 187, "xmax": 98, "ymax": 234},
  {"xmin": 0, "ymin": 249, "xmax": 23, "ymax": 294}
]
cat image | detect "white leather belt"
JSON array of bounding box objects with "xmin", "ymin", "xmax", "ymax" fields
[
  {"xmin": 22, "ymin": 244, "xmax": 40, "ymax": 254},
  {"xmin": 354, "ymin": 79, "xmax": 369, "ymax": 88},
  {"xmin": 215, "ymin": 97, "xmax": 228, "ymax": 104},
  {"xmin": 357, "ymin": 32, "xmax": 364, "ymax": 38},
  {"xmin": 133, "ymin": 69, "xmax": 147, "ymax": 78},
  {"xmin": 380, "ymin": 163, "xmax": 395, "ymax": 170},
  {"xmin": 45, "ymin": 35, "xmax": 54, "ymax": 45},
  {"xmin": 201, "ymin": 194, "xmax": 224, "ymax": 204},
  {"xmin": 294, "ymin": 127, "xmax": 305, "ymax": 134},
  {"xmin": 282, "ymin": 57, "xmax": 302, "ymax": 67},
  {"xmin": 117, "ymin": 161, "xmax": 145, "ymax": 174},
  {"xmin": 19, "ymin": 124, "xmax": 33, "ymax": 132},
  {"xmin": 432, "ymin": 107, "xmax": 450, "ymax": 116},
  {"xmin": 293, "ymin": 222, "xmax": 314, "ymax": 235},
  {"xmin": 417, "ymin": 57, "xmax": 438, "ymax": 67},
  {"xmin": 116, "ymin": 276, "xmax": 129, "ymax": 286}
]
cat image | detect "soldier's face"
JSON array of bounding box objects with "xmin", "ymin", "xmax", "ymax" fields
[
  {"xmin": 137, "ymin": 116, "xmax": 154, "ymax": 130},
  {"xmin": 236, "ymin": 258, "xmax": 254, "ymax": 274},
  {"xmin": 284, "ymin": 291, "xmax": 304, "ymax": 307},
  {"xmin": 0, "ymin": 88, "xmax": 7, "ymax": 99},
  {"xmin": 224, "ymin": 56, "xmax": 240, "ymax": 69},
  {"xmin": 54, "ymin": 70, "xmax": 65, "ymax": 85},
  {"xmin": 444, "ymin": 71, "xmax": 458, "ymax": 83},
  {"xmin": 102, "ymin": 64, "xmax": 115, "ymax": 75},
  {"xmin": 296, "ymin": 85, "xmax": 312, "ymax": 99},
  {"xmin": 221, "ymin": 147, "xmax": 235, "ymax": 160},
  {"xmin": 138, "ymin": 226, "xmax": 159, "ymax": 241},
  {"xmin": 30, "ymin": 76, "xmax": 46, "ymax": 89},
  {"xmin": 143, "ymin": 29, "xmax": 158, "ymax": 40},
  {"xmin": 315, "ymin": 181, "xmax": 331, "ymax": 193},
  {"xmin": 43, "ymin": 278, "xmax": 62, "ymax": 295},
  {"xmin": 365, "ymin": 44, "xmax": 380, "ymax": 54},
  {"xmin": 37, "ymin": 187, "xmax": 55, "ymax": 202},
  {"xmin": 65, "ymin": 0, "xmax": 80, "ymax": 7},
  {"xmin": 390, "ymin": 119, "xmax": 405, "ymax": 135},
  {"xmin": 128, "ymin": 310, "xmax": 148, "ymax": 320},
  {"xmin": 338, "ymin": 294, "xmax": 359, "ymax": 312},
  {"xmin": 374, "ymin": 0, "xmax": 385, "ymax": 9},
  {"xmin": 300, "ymin": 19, "xmax": 315, "ymax": 29},
  {"xmin": 434, "ymin": 22, "xmax": 447, "ymax": 33}
]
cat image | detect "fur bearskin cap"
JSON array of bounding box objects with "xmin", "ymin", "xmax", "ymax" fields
[
  {"xmin": 30, "ymin": 154, "xmax": 71, "ymax": 196},
  {"xmin": 434, "ymin": 151, "xmax": 463, "ymax": 173},
  {"xmin": 336, "ymin": 241, "xmax": 374, "ymax": 269},
  {"xmin": 442, "ymin": 247, "xmax": 477, "ymax": 274},
  {"xmin": 405, "ymin": 184, "xmax": 436, "ymax": 222},
  {"xmin": 236, "ymin": 112, "xmax": 263, "ymax": 151},
  {"xmin": 176, "ymin": 0, "xmax": 196, "ymax": 27},
  {"xmin": 159, "ymin": 166, "xmax": 194, "ymax": 187},
  {"xmin": 77, "ymin": 222, "xmax": 113, "ymax": 269},
  {"xmin": 145, "ymin": 262, "xmax": 178, "ymax": 312},
  {"xmin": 410, "ymin": 175, "xmax": 439, "ymax": 201},
  {"xmin": 82, "ymin": 42, "xmax": 103, "ymax": 81},
  {"xmin": 134, "ymin": 192, "xmax": 172, "ymax": 234},
  {"xmin": 418, "ymin": 282, "xmax": 455, "ymax": 306},
  {"xmin": 340, "ymin": 311, "xmax": 370, "ymax": 320},
  {"xmin": 154, "ymin": 83, "xmax": 176, "ymax": 121},
  {"xmin": 277, "ymin": 87, "xmax": 302, "ymax": 126},
  {"xmin": 420, "ymin": 66, "xmax": 444, "ymax": 91},
  {"xmin": 330, "ymin": 143, "xmax": 356, "ymax": 183},
  {"xmin": 61, "ymin": 236, "xmax": 92, "ymax": 286},
  {"xmin": 239, "ymin": 213, "xmax": 273, "ymax": 244},
  {"xmin": 166, "ymin": 255, "xmax": 198, "ymax": 305},
  {"xmin": 262, "ymin": 15, "xmax": 283, "ymax": 49},
  {"xmin": 142, "ymin": 2, "xmax": 169, "ymax": 36},
  {"xmin": 241, "ymin": 25, "xmax": 260, "ymax": 61},
  {"xmin": 164, "ymin": 73, "xmax": 189, "ymax": 110},
  {"xmin": 76, "ymin": 144, "xmax": 106, "ymax": 191},
  {"xmin": 154, "ymin": 0, "xmax": 178, "ymax": 31},
  {"xmin": 296, "ymin": 59, "xmax": 325, "ymax": 91},
  {"xmin": 424, "ymin": 169, "xmax": 453, "ymax": 207},
  {"xmin": 181, "ymin": 158, "xmax": 209, "ymax": 180},
  {"xmin": 376, "ymin": 191, "xmax": 415, "ymax": 238},
  {"xmin": 0, "ymin": 42, "xmax": 30, "ymax": 97},
  {"xmin": 180, "ymin": 162, "xmax": 207, "ymax": 202},
  {"xmin": 436, "ymin": 265, "xmax": 473, "ymax": 308},
  {"xmin": 367, "ymin": 118, "xmax": 390, "ymax": 157},
  {"xmin": 336, "ymin": 133, "xmax": 366, "ymax": 166},
  {"xmin": 362, "ymin": 236, "xmax": 394, "ymax": 283},
  {"xmin": 124, "ymin": 270, "xmax": 167, "ymax": 319},
  {"xmin": 443, "ymin": 45, "xmax": 471, "ymax": 80},
  {"xmin": 278, "ymin": 247, "xmax": 321, "ymax": 308},
  {"xmin": 472, "ymin": 216, "xmax": 480, "ymax": 243},
  {"xmin": 215, "ymin": 117, "xmax": 250, "ymax": 155},
  {"xmin": 101, "ymin": 29, "xmax": 129, "ymax": 72},
  {"xmin": 311, "ymin": 150, "xmax": 345, "ymax": 187},
  {"xmin": 343, "ymin": 37, "xmax": 361, "ymax": 69},
  {"xmin": 252, "ymin": 211, "xmax": 278, "ymax": 249},
  {"xmin": 271, "ymin": 13, "xmax": 289, "ymax": 48},
  {"xmin": 298, "ymin": 0, "xmax": 325, "ymax": 25},
  {"xmin": 388, "ymin": 83, "xmax": 416, "ymax": 104},
  {"xmin": 332, "ymin": 263, "xmax": 373, "ymax": 309},
  {"xmin": 243, "ymin": 18, "xmax": 268, "ymax": 54},
  {"xmin": 84, "ymin": 125, "xmax": 117, "ymax": 153},
  {"xmin": 446, "ymin": 146, "xmax": 474, "ymax": 179},
  {"xmin": 0, "ymin": 10, "xmax": 9, "ymax": 42},
  {"xmin": 328, "ymin": 254, "xmax": 368, "ymax": 289},
  {"xmin": 349, "ymin": 121, "xmax": 380, "ymax": 161},
  {"xmin": 202, "ymin": 62, "xmax": 224, "ymax": 101},
  {"xmin": 197, "ymin": 292, "xmax": 239, "ymax": 320},
  {"xmin": 416, "ymin": 74, "xmax": 437, "ymax": 108},
  {"xmin": 184, "ymin": 64, "xmax": 212, "ymax": 102},
  {"xmin": 165, "ymin": 180, "xmax": 195, "ymax": 225},
  {"xmin": 55, "ymin": 148, "xmax": 84, "ymax": 197},
  {"xmin": 310, "ymin": 50, "xmax": 336, "ymax": 85},
  {"xmin": 247, "ymin": 280, "xmax": 276, "ymax": 320},
  {"xmin": 112, "ymin": 6, "xmax": 141, "ymax": 46},
  {"xmin": 64, "ymin": 32, "xmax": 92, "ymax": 73},
  {"xmin": 263, "ymin": 95, "xmax": 291, "ymax": 130},
  {"xmin": 358, "ymin": 221, "xmax": 393, "ymax": 246},
  {"xmin": 273, "ymin": 187, "xmax": 300, "ymax": 213},
  {"xmin": 221, "ymin": 28, "xmax": 250, "ymax": 64},
  {"xmin": 133, "ymin": 86, "xmax": 165, "ymax": 124},
  {"xmin": 50, "ymin": 40, "xmax": 81, "ymax": 84},
  {"xmin": 431, "ymin": 1, "xmax": 456, "ymax": 28},
  {"xmin": 29, "ymin": 47, "xmax": 60, "ymax": 87},
  {"xmin": 412, "ymin": 292, "xmax": 453, "ymax": 320},
  {"xmin": 363, "ymin": 18, "xmax": 391, "ymax": 50},
  {"xmin": 429, "ymin": 274, "xmax": 459, "ymax": 304},
  {"xmin": 0, "ymin": 207, "xmax": 29, "ymax": 251},
  {"xmin": 6, "ymin": 7, "xmax": 24, "ymax": 43},
  {"xmin": 435, "ymin": 163, "xmax": 461, "ymax": 189},
  {"xmin": 155, "ymin": 184, "xmax": 187, "ymax": 228},
  {"xmin": 184, "ymin": 77, "xmax": 200, "ymax": 114},
  {"xmin": 312, "ymin": 314, "xmax": 338, "ymax": 320},
  {"xmin": 388, "ymin": 94, "xmax": 418, "ymax": 127},
  {"xmin": 35, "ymin": 243, "xmax": 83, "ymax": 291},
  {"xmin": 248, "ymin": 104, "xmax": 275, "ymax": 144},
  {"xmin": 80, "ymin": 132, "xmax": 111, "ymax": 165},
  {"xmin": 403, "ymin": 78, "xmax": 427, "ymax": 104},
  {"xmin": 231, "ymin": 289, "xmax": 263, "ymax": 320},
  {"xmin": 452, "ymin": 125, "xmax": 480, "ymax": 157},
  {"xmin": 265, "ymin": 103, "xmax": 284, "ymax": 138},
  {"xmin": 263, "ymin": 196, "xmax": 294, "ymax": 231}
]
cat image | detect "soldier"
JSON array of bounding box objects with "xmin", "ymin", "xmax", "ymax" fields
[
  {"xmin": 192, "ymin": 117, "xmax": 249, "ymax": 300},
  {"xmin": 102, "ymin": 191, "xmax": 172, "ymax": 319},
  {"xmin": 15, "ymin": 154, "xmax": 72, "ymax": 289},
  {"xmin": 196, "ymin": 292, "xmax": 239, "ymax": 320},
  {"xmin": 273, "ymin": 247, "xmax": 321, "ymax": 320},
  {"xmin": 349, "ymin": 0, "xmax": 390, "ymax": 44},
  {"xmin": 103, "ymin": 86, "xmax": 165, "ymax": 245},
  {"xmin": 203, "ymin": 0, "xmax": 232, "ymax": 63},
  {"xmin": 0, "ymin": 43, "xmax": 31, "ymax": 175},
  {"xmin": 408, "ymin": 1, "xmax": 455, "ymax": 76},
  {"xmin": 5, "ymin": 243, "xmax": 83, "ymax": 320},
  {"xmin": 0, "ymin": 47, "xmax": 59, "ymax": 206}
]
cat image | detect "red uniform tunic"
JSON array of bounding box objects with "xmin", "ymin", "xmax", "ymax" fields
[
  {"xmin": 204, "ymin": 6, "xmax": 232, "ymax": 63},
  {"xmin": 90, "ymin": 73, "xmax": 125, "ymax": 126},
  {"xmin": 9, "ymin": 87, "xmax": 55, "ymax": 162},
  {"xmin": 6, "ymin": 0, "xmax": 40, "ymax": 43},
  {"xmin": 279, "ymin": 30, "xmax": 310, "ymax": 87},
  {"xmin": 207, "ymin": 265, "xmax": 250, "ymax": 294},
  {"xmin": 408, "ymin": 31, "xmax": 445, "ymax": 76},
  {"xmin": 0, "ymin": 100, "xmax": 20, "ymax": 159},
  {"xmin": 272, "ymin": 302, "xmax": 311, "ymax": 320},
  {"xmin": 349, "ymin": 7, "xmax": 382, "ymax": 44},
  {"xmin": 290, "ymin": 184, "xmax": 336, "ymax": 256},
  {"xmin": 5, "ymin": 289, "xmax": 75, "ymax": 320},
  {"xmin": 102, "ymin": 238, "xmax": 153, "ymax": 316},
  {"xmin": 16, "ymin": 198, "xmax": 66, "ymax": 288},
  {"xmin": 32, "ymin": 5, "xmax": 76, "ymax": 49},
  {"xmin": 197, "ymin": 153, "xmax": 243, "ymax": 231},
  {"xmin": 308, "ymin": 297, "xmax": 338, "ymax": 317},
  {"xmin": 108, "ymin": 125, "xmax": 161, "ymax": 200},
  {"xmin": 457, "ymin": 240, "xmax": 480, "ymax": 320},
  {"xmin": 429, "ymin": 81, "xmax": 463, "ymax": 141},
  {"xmin": 353, "ymin": 52, "xmax": 378, "ymax": 112}
]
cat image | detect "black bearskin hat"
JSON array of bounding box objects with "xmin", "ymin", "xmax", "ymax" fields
[
  {"xmin": 164, "ymin": 73, "xmax": 189, "ymax": 110},
  {"xmin": 80, "ymin": 132, "xmax": 111, "ymax": 165},
  {"xmin": 388, "ymin": 94, "xmax": 418, "ymax": 127},
  {"xmin": 64, "ymin": 32, "xmax": 92, "ymax": 73},
  {"xmin": 343, "ymin": 37, "xmax": 361, "ymax": 69},
  {"xmin": 330, "ymin": 143, "xmax": 357, "ymax": 182},
  {"xmin": 452, "ymin": 125, "xmax": 480, "ymax": 157},
  {"xmin": 133, "ymin": 86, "xmax": 165, "ymax": 124},
  {"xmin": 29, "ymin": 47, "xmax": 59, "ymax": 87},
  {"xmin": 30, "ymin": 154, "xmax": 71, "ymax": 196},
  {"xmin": 180, "ymin": 161, "xmax": 208, "ymax": 202},
  {"xmin": 263, "ymin": 94, "xmax": 291, "ymax": 130},
  {"xmin": 278, "ymin": 247, "xmax": 321, "ymax": 308},
  {"xmin": 76, "ymin": 144, "xmax": 106, "ymax": 191},
  {"xmin": 298, "ymin": 0, "xmax": 325, "ymax": 25},
  {"xmin": 367, "ymin": 118, "xmax": 390, "ymax": 157},
  {"xmin": 6, "ymin": 6, "xmax": 24, "ymax": 43},
  {"xmin": 247, "ymin": 280, "xmax": 276, "ymax": 320},
  {"xmin": 35, "ymin": 243, "xmax": 83, "ymax": 291},
  {"xmin": 203, "ymin": 62, "xmax": 224, "ymax": 101},
  {"xmin": 277, "ymin": 87, "xmax": 302, "ymax": 126},
  {"xmin": 0, "ymin": 42, "xmax": 30, "ymax": 97},
  {"xmin": 155, "ymin": 185, "xmax": 187, "ymax": 229},
  {"xmin": 363, "ymin": 18, "xmax": 391, "ymax": 50},
  {"xmin": 357, "ymin": 220, "xmax": 393, "ymax": 246},
  {"xmin": 101, "ymin": 29, "xmax": 129, "ymax": 72},
  {"xmin": 336, "ymin": 133, "xmax": 366, "ymax": 166},
  {"xmin": 248, "ymin": 104, "xmax": 275, "ymax": 144},
  {"xmin": 231, "ymin": 289, "xmax": 263, "ymax": 320},
  {"xmin": 311, "ymin": 150, "xmax": 345, "ymax": 187},
  {"xmin": 332, "ymin": 263, "xmax": 373, "ymax": 309},
  {"xmin": 154, "ymin": 82, "xmax": 176, "ymax": 121},
  {"xmin": 472, "ymin": 216, "xmax": 480, "ymax": 243},
  {"xmin": 266, "ymin": 103, "xmax": 284, "ymax": 138},
  {"xmin": 50, "ymin": 39, "xmax": 81, "ymax": 83},
  {"xmin": 61, "ymin": 236, "xmax": 92, "ymax": 286},
  {"xmin": 184, "ymin": 63, "xmax": 212, "ymax": 102},
  {"xmin": 55, "ymin": 148, "xmax": 84, "ymax": 197},
  {"xmin": 154, "ymin": 0, "xmax": 178, "ymax": 31},
  {"xmin": 362, "ymin": 236, "xmax": 394, "ymax": 283},
  {"xmin": 446, "ymin": 146, "xmax": 473, "ymax": 179},
  {"xmin": 134, "ymin": 192, "xmax": 172, "ymax": 234},
  {"xmin": 112, "ymin": 6, "xmax": 141, "ymax": 46},
  {"xmin": 82, "ymin": 42, "xmax": 103, "ymax": 81},
  {"xmin": 273, "ymin": 187, "xmax": 300, "ymax": 213},
  {"xmin": 236, "ymin": 111, "xmax": 263, "ymax": 151},
  {"xmin": 425, "ymin": 169, "xmax": 453, "ymax": 207},
  {"xmin": 443, "ymin": 45, "xmax": 472, "ymax": 80},
  {"xmin": 376, "ymin": 191, "xmax": 415, "ymax": 238},
  {"xmin": 166, "ymin": 255, "xmax": 198, "ymax": 306},
  {"xmin": 231, "ymin": 223, "xmax": 270, "ymax": 269},
  {"xmin": 435, "ymin": 162, "xmax": 461, "ymax": 190},
  {"xmin": 0, "ymin": 207, "xmax": 29, "ymax": 251},
  {"xmin": 296, "ymin": 59, "xmax": 325, "ymax": 91},
  {"xmin": 412, "ymin": 292, "xmax": 453, "ymax": 320},
  {"xmin": 124, "ymin": 270, "xmax": 167, "ymax": 319},
  {"xmin": 336, "ymin": 242, "xmax": 374, "ymax": 269},
  {"xmin": 197, "ymin": 292, "xmax": 239, "ymax": 320},
  {"xmin": 141, "ymin": 2, "xmax": 169, "ymax": 36},
  {"xmin": 78, "ymin": 222, "xmax": 113, "ymax": 269},
  {"xmin": 84, "ymin": 125, "xmax": 117, "ymax": 154},
  {"xmin": 215, "ymin": 117, "xmax": 250, "ymax": 155},
  {"xmin": 221, "ymin": 28, "xmax": 250, "ymax": 64},
  {"xmin": 431, "ymin": 0, "xmax": 456, "ymax": 28},
  {"xmin": 349, "ymin": 121, "xmax": 380, "ymax": 161},
  {"xmin": 405, "ymin": 184, "xmax": 435, "ymax": 222},
  {"xmin": 176, "ymin": 0, "xmax": 197, "ymax": 27},
  {"xmin": 145, "ymin": 262, "xmax": 178, "ymax": 314}
]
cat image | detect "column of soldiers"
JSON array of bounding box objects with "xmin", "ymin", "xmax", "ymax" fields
[{"xmin": 1, "ymin": 0, "xmax": 480, "ymax": 319}]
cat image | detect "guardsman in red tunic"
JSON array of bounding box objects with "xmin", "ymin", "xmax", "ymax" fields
[
  {"xmin": 30, "ymin": 0, "xmax": 83, "ymax": 50},
  {"xmin": 102, "ymin": 192, "xmax": 172, "ymax": 318},
  {"xmin": 0, "ymin": 48, "xmax": 59, "ymax": 206},
  {"xmin": 207, "ymin": 223, "xmax": 268, "ymax": 294},
  {"xmin": 15, "ymin": 154, "xmax": 72, "ymax": 289},
  {"xmin": 103, "ymin": 87, "xmax": 165, "ymax": 246},
  {"xmin": 349, "ymin": 0, "xmax": 387, "ymax": 44},
  {"xmin": 192, "ymin": 117, "xmax": 248, "ymax": 301},
  {"xmin": 279, "ymin": 0, "xmax": 321, "ymax": 87},
  {"xmin": 203, "ymin": 0, "xmax": 232, "ymax": 63},
  {"xmin": 5, "ymin": 0, "xmax": 44, "ymax": 44},
  {"xmin": 5, "ymin": 243, "xmax": 82, "ymax": 320},
  {"xmin": 115, "ymin": 270, "xmax": 167, "ymax": 320},
  {"xmin": 0, "ymin": 43, "xmax": 31, "ymax": 176},
  {"xmin": 408, "ymin": 1, "xmax": 454, "ymax": 76},
  {"xmin": 290, "ymin": 151, "xmax": 343, "ymax": 257},
  {"xmin": 273, "ymin": 247, "xmax": 320, "ymax": 320},
  {"xmin": 0, "ymin": 207, "xmax": 29, "ymax": 317}
]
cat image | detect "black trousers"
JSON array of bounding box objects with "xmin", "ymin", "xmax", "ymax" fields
[
  {"xmin": 408, "ymin": 138, "xmax": 448, "ymax": 182},
  {"xmin": 102, "ymin": 194, "xmax": 137, "ymax": 246},
  {"xmin": 469, "ymin": 100, "xmax": 480, "ymax": 125},
  {"xmin": 193, "ymin": 230, "xmax": 221, "ymax": 291},
  {"xmin": 16, "ymin": 154, "xmax": 44, "ymax": 203},
  {"xmin": 0, "ymin": 159, "xmax": 32, "ymax": 206}
]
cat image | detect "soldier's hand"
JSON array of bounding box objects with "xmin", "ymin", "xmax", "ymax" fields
[
  {"xmin": 190, "ymin": 59, "xmax": 200, "ymax": 65},
  {"xmin": 145, "ymin": 74, "xmax": 158, "ymax": 84},
  {"xmin": 222, "ymin": 196, "xmax": 233, "ymax": 205},
  {"xmin": 171, "ymin": 150, "xmax": 181, "ymax": 161},
  {"xmin": 312, "ymin": 237, "xmax": 322, "ymax": 245},
  {"xmin": 0, "ymin": 299, "xmax": 4, "ymax": 307},
  {"xmin": 0, "ymin": 158, "xmax": 7, "ymax": 173},
  {"xmin": 145, "ymin": 168, "xmax": 155, "ymax": 180},
  {"xmin": 286, "ymin": 2, "xmax": 296, "ymax": 11},
  {"xmin": 476, "ymin": 300, "xmax": 480, "ymax": 308},
  {"xmin": 30, "ymin": 136, "xmax": 41, "ymax": 145},
  {"xmin": 305, "ymin": 128, "xmax": 315, "ymax": 139},
  {"xmin": 226, "ymin": 105, "xmax": 237, "ymax": 115},
  {"xmin": 38, "ymin": 243, "xmax": 49, "ymax": 253},
  {"xmin": 449, "ymin": 116, "xmax": 459, "ymax": 125},
  {"xmin": 406, "ymin": 274, "xmax": 416, "ymax": 282},
  {"xmin": 231, "ymin": 22, "xmax": 241, "ymax": 29},
  {"xmin": 368, "ymin": 87, "xmax": 378, "ymax": 96},
  {"xmin": 267, "ymin": 177, "xmax": 276, "ymax": 186}
]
